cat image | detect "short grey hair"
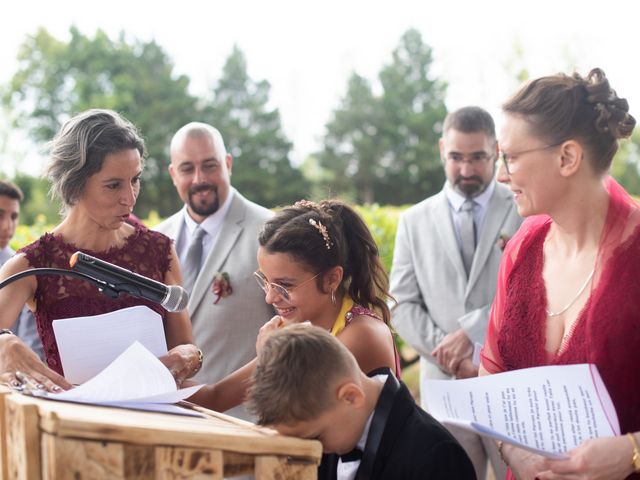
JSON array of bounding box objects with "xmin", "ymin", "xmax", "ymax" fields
[
  {"xmin": 170, "ymin": 122, "xmax": 227, "ymax": 157},
  {"xmin": 46, "ymin": 109, "xmax": 145, "ymax": 209}
]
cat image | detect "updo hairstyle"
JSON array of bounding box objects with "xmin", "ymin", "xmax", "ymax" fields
[{"xmin": 503, "ymin": 68, "xmax": 635, "ymax": 173}]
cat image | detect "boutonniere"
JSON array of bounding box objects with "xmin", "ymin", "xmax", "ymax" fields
[
  {"xmin": 212, "ymin": 272, "xmax": 232, "ymax": 304},
  {"xmin": 497, "ymin": 231, "xmax": 511, "ymax": 251}
]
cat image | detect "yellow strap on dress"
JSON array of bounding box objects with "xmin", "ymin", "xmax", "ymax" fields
[{"xmin": 330, "ymin": 296, "xmax": 354, "ymax": 337}]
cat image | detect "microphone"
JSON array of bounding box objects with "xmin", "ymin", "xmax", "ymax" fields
[{"xmin": 69, "ymin": 251, "xmax": 189, "ymax": 312}]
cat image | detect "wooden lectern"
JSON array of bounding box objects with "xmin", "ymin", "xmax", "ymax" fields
[{"xmin": 0, "ymin": 388, "xmax": 321, "ymax": 479}]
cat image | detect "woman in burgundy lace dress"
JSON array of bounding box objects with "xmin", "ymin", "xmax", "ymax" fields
[
  {"xmin": 0, "ymin": 109, "xmax": 201, "ymax": 386},
  {"xmin": 479, "ymin": 69, "xmax": 640, "ymax": 479}
]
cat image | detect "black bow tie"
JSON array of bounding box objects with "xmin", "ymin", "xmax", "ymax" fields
[{"xmin": 339, "ymin": 448, "xmax": 363, "ymax": 463}]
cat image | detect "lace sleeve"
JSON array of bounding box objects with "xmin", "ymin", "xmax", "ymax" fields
[{"xmin": 480, "ymin": 216, "xmax": 548, "ymax": 373}]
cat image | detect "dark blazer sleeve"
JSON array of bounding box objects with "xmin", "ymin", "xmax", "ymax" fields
[
  {"xmin": 372, "ymin": 383, "xmax": 477, "ymax": 480},
  {"xmin": 413, "ymin": 439, "xmax": 477, "ymax": 480}
]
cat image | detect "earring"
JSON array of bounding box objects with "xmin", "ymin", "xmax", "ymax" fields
[{"xmin": 331, "ymin": 290, "xmax": 336, "ymax": 305}]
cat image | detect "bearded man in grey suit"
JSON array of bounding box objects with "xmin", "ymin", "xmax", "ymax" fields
[
  {"xmin": 390, "ymin": 106, "xmax": 522, "ymax": 479},
  {"xmin": 155, "ymin": 123, "xmax": 273, "ymax": 419}
]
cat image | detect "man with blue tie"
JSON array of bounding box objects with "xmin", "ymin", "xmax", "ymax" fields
[{"xmin": 390, "ymin": 106, "xmax": 522, "ymax": 479}]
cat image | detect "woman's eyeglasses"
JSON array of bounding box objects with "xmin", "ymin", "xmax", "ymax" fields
[
  {"xmin": 499, "ymin": 142, "xmax": 563, "ymax": 175},
  {"xmin": 253, "ymin": 271, "xmax": 321, "ymax": 304}
]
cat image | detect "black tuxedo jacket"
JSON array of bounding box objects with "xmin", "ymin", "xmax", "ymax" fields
[{"xmin": 319, "ymin": 369, "xmax": 476, "ymax": 480}]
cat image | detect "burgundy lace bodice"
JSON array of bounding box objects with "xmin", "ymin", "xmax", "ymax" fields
[{"xmin": 18, "ymin": 223, "xmax": 172, "ymax": 375}]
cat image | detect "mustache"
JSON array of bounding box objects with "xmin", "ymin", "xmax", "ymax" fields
[
  {"xmin": 189, "ymin": 184, "xmax": 215, "ymax": 195},
  {"xmin": 455, "ymin": 175, "xmax": 483, "ymax": 184}
]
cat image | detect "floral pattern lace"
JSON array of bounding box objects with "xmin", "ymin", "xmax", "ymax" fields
[{"xmin": 18, "ymin": 223, "xmax": 172, "ymax": 375}]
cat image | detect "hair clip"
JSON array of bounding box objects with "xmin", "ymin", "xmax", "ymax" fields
[{"xmin": 309, "ymin": 218, "xmax": 333, "ymax": 250}]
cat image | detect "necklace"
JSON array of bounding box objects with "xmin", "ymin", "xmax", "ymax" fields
[{"xmin": 546, "ymin": 268, "xmax": 595, "ymax": 317}]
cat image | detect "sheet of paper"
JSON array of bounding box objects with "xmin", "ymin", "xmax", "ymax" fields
[
  {"xmin": 424, "ymin": 364, "xmax": 620, "ymax": 458},
  {"xmin": 53, "ymin": 341, "xmax": 202, "ymax": 403},
  {"xmin": 53, "ymin": 305, "xmax": 168, "ymax": 384}
]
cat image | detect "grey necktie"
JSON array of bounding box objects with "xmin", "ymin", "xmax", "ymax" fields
[
  {"xmin": 182, "ymin": 226, "xmax": 206, "ymax": 293},
  {"xmin": 460, "ymin": 199, "xmax": 476, "ymax": 276}
]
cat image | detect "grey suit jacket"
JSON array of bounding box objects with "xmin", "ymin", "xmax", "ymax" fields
[
  {"xmin": 390, "ymin": 182, "xmax": 522, "ymax": 400},
  {"xmin": 155, "ymin": 190, "xmax": 273, "ymax": 419}
]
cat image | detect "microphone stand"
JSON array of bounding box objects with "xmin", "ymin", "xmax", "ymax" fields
[{"xmin": 0, "ymin": 268, "xmax": 121, "ymax": 299}]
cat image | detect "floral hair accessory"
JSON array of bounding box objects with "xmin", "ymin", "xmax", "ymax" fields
[
  {"xmin": 309, "ymin": 218, "xmax": 333, "ymax": 250},
  {"xmin": 212, "ymin": 272, "xmax": 232, "ymax": 304}
]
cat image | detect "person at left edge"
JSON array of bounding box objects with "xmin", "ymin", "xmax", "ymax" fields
[
  {"xmin": 0, "ymin": 180, "xmax": 44, "ymax": 359},
  {"xmin": 0, "ymin": 109, "xmax": 201, "ymax": 385}
]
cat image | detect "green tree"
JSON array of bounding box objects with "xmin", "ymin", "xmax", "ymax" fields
[
  {"xmin": 202, "ymin": 46, "xmax": 308, "ymax": 207},
  {"xmin": 318, "ymin": 73, "xmax": 383, "ymax": 203},
  {"xmin": 11, "ymin": 173, "xmax": 60, "ymax": 225},
  {"xmin": 3, "ymin": 27, "xmax": 198, "ymax": 219},
  {"xmin": 376, "ymin": 28, "xmax": 448, "ymax": 204},
  {"xmin": 318, "ymin": 29, "xmax": 447, "ymax": 204},
  {"xmin": 611, "ymin": 130, "xmax": 640, "ymax": 196}
]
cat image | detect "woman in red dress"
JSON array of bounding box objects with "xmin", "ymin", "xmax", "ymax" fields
[{"xmin": 480, "ymin": 68, "xmax": 640, "ymax": 479}]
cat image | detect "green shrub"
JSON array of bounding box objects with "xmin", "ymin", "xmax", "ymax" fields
[
  {"xmin": 354, "ymin": 204, "xmax": 406, "ymax": 273},
  {"xmin": 11, "ymin": 205, "xmax": 408, "ymax": 269}
]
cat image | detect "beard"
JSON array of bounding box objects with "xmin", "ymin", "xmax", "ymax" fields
[
  {"xmin": 187, "ymin": 183, "xmax": 220, "ymax": 217},
  {"xmin": 454, "ymin": 175, "xmax": 487, "ymax": 197}
]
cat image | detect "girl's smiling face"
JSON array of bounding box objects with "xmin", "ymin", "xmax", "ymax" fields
[{"xmin": 256, "ymin": 247, "xmax": 332, "ymax": 324}]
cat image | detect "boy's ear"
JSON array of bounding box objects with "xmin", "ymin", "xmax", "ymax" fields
[{"xmin": 336, "ymin": 381, "xmax": 365, "ymax": 408}]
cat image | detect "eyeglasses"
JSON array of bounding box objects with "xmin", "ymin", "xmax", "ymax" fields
[
  {"xmin": 499, "ymin": 142, "xmax": 563, "ymax": 175},
  {"xmin": 445, "ymin": 152, "xmax": 494, "ymax": 166},
  {"xmin": 253, "ymin": 271, "xmax": 321, "ymax": 304}
]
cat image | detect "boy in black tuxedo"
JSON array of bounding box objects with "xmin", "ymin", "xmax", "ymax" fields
[{"xmin": 246, "ymin": 325, "xmax": 476, "ymax": 480}]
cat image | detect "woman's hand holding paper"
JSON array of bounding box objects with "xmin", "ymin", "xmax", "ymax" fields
[{"xmin": 160, "ymin": 343, "xmax": 201, "ymax": 387}]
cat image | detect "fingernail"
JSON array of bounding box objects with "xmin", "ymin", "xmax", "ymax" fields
[{"xmin": 52, "ymin": 386, "xmax": 61, "ymax": 392}]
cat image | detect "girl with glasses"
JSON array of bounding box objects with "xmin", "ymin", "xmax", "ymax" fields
[
  {"xmin": 190, "ymin": 199, "xmax": 399, "ymax": 412},
  {"xmin": 480, "ymin": 68, "xmax": 640, "ymax": 480}
]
